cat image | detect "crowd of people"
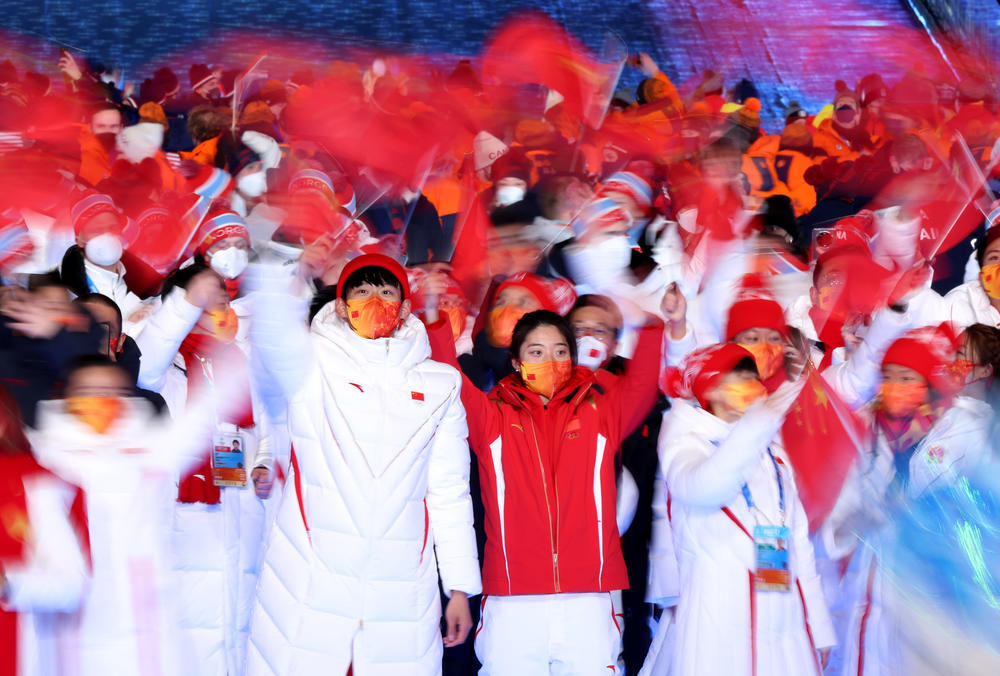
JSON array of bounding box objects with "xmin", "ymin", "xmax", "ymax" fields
[{"xmin": 1, "ymin": 13, "xmax": 1000, "ymax": 676}]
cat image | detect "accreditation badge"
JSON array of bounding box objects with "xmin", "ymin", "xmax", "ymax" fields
[
  {"xmin": 753, "ymin": 524, "xmax": 791, "ymax": 591},
  {"xmin": 211, "ymin": 431, "xmax": 247, "ymax": 488}
]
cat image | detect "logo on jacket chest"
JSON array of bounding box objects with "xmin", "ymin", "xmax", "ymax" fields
[{"xmin": 564, "ymin": 417, "xmax": 581, "ymax": 440}]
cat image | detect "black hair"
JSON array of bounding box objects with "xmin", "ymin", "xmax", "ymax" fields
[
  {"xmin": 66, "ymin": 353, "xmax": 132, "ymax": 384},
  {"xmin": 510, "ymin": 310, "xmax": 578, "ymax": 364},
  {"xmin": 568, "ymin": 294, "xmax": 624, "ymax": 337},
  {"xmin": 975, "ymin": 226, "xmax": 1000, "ymax": 268},
  {"xmin": 75, "ymin": 292, "xmax": 122, "ymax": 331},
  {"xmin": 28, "ymin": 270, "xmax": 66, "ymax": 292},
  {"xmin": 310, "ymin": 284, "xmax": 339, "ymax": 323},
  {"xmin": 731, "ymin": 356, "xmax": 760, "ymax": 378},
  {"xmin": 339, "ymin": 265, "xmax": 404, "ymax": 301},
  {"xmin": 161, "ymin": 263, "xmax": 212, "ymax": 299}
]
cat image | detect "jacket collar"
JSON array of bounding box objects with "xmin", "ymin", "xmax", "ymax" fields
[
  {"xmin": 310, "ymin": 302, "xmax": 431, "ymax": 371},
  {"xmin": 493, "ymin": 365, "xmax": 596, "ymax": 412}
]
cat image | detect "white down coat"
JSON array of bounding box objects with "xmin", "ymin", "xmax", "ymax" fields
[
  {"xmin": 245, "ymin": 289, "xmax": 481, "ymax": 676},
  {"xmin": 28, "ymin": 397, "xmax": 219, "ymax": 676},
  {"xmin": 136, "ymin": 290, "xmax": 276, "ymax": 676},
  {"xmin": 819, "ymin": 396, "xmax": 993, "ymax": 676},
  {"xmin": 646, "ymin": 389, "xmax": 835, "ymax": 676}
]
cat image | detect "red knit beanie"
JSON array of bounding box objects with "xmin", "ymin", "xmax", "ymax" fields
[
  {"xmin": 882, "ymin": 323, "xmax": 960, "ymax": 395},
  {"xmin": 495, "ymin": 273, "xmax": 577, "ymax": 315},
  {"xmin": 664, "ymin": 343, "xmax": 756, "ymax": 409},
  {"xmin": 725, "ymin": 275, "xmax": 788, "ymax": 341},
  {"xmin": 336, "ymin": 253, "xmax": 411, "ymax": 299}
]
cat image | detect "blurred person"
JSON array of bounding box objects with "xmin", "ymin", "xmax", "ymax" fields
[
  {"xmin": 245, "ymin": 253, "xmax": 480, "ymax": 674},
  {"xmin": 819, "ymin": 324, "xmax": 992, "ymax": 676},
  {"xmin": 647, "ymin": 344, "xmax": 834, "ymax": 675},
  {"xmin": 0, "ymin": 279, "xmax": 101, "ymax": 427},
  {"xmin": 29, "ymin": 354, "xmax": 242, "ymax": 676},
  {"xmin": 78, "ymin": 103, "xmax": 123, "ymax": 185},
  {"xmin": 0, "ymin": 383, "xmax": 87, "ymax": 676},
  {"xmin": 136, "ymin": 262, "xmax": 274, "ymax": 676}
]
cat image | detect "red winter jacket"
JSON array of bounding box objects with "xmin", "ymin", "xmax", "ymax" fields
[{"xmin": 426, "ymin": 318, "xmax": 663, "ymax": 595}]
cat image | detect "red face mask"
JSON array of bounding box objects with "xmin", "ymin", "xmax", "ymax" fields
[{"xmin": 346, "ymin": 297, "xmax": 402, "ymax": 339}]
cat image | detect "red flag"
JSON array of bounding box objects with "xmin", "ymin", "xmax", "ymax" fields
[
  {"xmin": 449, "ymin": 157, "xmax": 505, "ymax": 305},
  {"xmin": 482, "ymin": 12, "xmax": 619, "ymax": 126},
  {"xmin": 781, "ymin": 368, "xmax": 870, "ymax": 532}
]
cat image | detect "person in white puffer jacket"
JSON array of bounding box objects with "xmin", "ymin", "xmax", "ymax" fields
[
  {"xmin": 245, "ymin": 253, "xmax": 481, "ymax": 676},
  {"xmin": 136, "ymin": 255, "xmax": 276, "ymax": 676}
]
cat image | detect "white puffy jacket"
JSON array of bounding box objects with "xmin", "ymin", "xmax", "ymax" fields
[
  {"xmin": 645, "ymin": 390, "xmax": 835, "ymax": 676},
  {"xmin": 29, "ymin": 397, "xmax": 219, "ymax": 676},
  {"xmin": 136, "ymin": 290, "xmax": 276, "ymax": 676},
  {"xmin": 245, "ymin": 287, "xmax": 481, "ymax": 676}
]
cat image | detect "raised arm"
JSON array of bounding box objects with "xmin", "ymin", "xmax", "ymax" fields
[
  {"xmin": 660, "ymin": 382, "xmax": 802, "ymax": 509},
  {"xmin": 606, "ymin": 318, "xmax": 665, "ymax": 440}
]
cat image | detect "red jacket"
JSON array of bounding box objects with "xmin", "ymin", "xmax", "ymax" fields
[{"xmin": 427, "ymin": 318, "xmax": 663, "ymax": 595}]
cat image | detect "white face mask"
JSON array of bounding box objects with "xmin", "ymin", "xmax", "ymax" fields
[
  {"xmin": 594, "ymin": 234, "xmax": 633, "ymax": 270},
  {"xmin": 237, "ymin": 171, "xmax": 267, "ymax": 198},
  {"xmin": 576, "ymin": 335, "xmax": 609, "ymax": 371},
  {"xmin": 495, "ymin": 185, "xmax": 525, "ymax": 207},
  {"xmin": 209, "ymin": 246, "xmax": 250, "ymax": 279},
  {"xmin": 84, "ymin": 233, "xmax": 123, "ymax": 267}
]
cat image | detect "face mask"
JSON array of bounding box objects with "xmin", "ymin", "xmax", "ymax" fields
[
  {"xmin": 879, "ymin": 381, "xmax": 929, "ymax": 418},
  {"xmin": 85, "ymin": 233, "xmax": 123, "ymax": 267},
  {"xmin": 442, "ymin": 306, "xmax": 465, "ymax": 341},
  {"xmin": 717, "ymin": 380, "xmax": 768, "ymax": 414},
  {"xmin": 94, "ymin": 132, "xmax": 117, "ymax": 152},
  {"xmin": 519, "ymin": 359, "xmax": 574, "ymax": 399},
  {"xmin": 487, "ymin": 305, "xmax": 528, "ymax": 348},
  {"xmin": 266, "ymin": 240, "xmax": 303, "ymax": 262},
  {"xmin": 237, "ymin": 171, "xmax": 267, "ymax": 198},
  {"xmin": 577, "ymin": 335, "xmax": 609, "ymax": 371},
  {"xmin": 206, "ymin": 308, "xmax": 239, "ymax": 343},
  {"xmin": 588, "ymin": 234, "xmax": 633, "ymax": 271},
  {"xmin": 739, "ymin": 342, "xmax": 785, "ymax": 380},
  {"xmin": 66, "ymin": 396, "xmax": 123, "ymax": 435},
  {"xmin": 950, "ymin": 359, "xmax": 978, "ymax": 385},
  {"xmin": 346, "ymin": 296, "xmax": 402, "ymax": 339},
  {"xmin": 495, "ymin": 185, "xmax": 525, "ymax": 207},
  {"xmin": 209, "ymin": 247, "xmax": 250, "ymax": 280},
  {"xmin": 980, "ymin": 263, "xmax": 1000, "ymax": 299}
]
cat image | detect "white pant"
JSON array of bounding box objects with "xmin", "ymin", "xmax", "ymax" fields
[{"xmin": 475, "ymin": 592, "xmax": 623, "ymax": 675}]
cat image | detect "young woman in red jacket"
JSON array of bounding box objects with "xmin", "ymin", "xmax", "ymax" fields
[{"xmin": 424, "ymin": 296, "xmax": 663, "ymax": 675}]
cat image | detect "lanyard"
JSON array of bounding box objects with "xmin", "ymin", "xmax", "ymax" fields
[{"xmin": 741, "ymin": 449, "xmax": 785, "ymax": 526}]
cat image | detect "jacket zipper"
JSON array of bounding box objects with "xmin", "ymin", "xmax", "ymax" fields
[{"xmin": 529, "ymin": 418, "xmax": 559, "ymax": 592}]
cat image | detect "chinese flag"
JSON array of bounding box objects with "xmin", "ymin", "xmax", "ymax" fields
[
  {"xmin": 449, "ymin": 157, "xmax": 504, "ymax": 305},
  {"xmin": 781, "ymin": 368, "xmax": 870, "ymax": 533}
]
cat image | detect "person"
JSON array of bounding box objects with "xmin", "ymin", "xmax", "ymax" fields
[
  {"xmin": 78, "ymin": 104, "xmax": 124, "ymax": 186},
  {"xmin": 422, "ymin": 300, "xmax": 663, "ymax": 674},
  {"xmin": 60, "ymin": 192, "xmax": 154, "ymax": 335},
  {"xmin": 136, "ymin": 262, "xmax": 273, "ymax": 676},
  {"xmin": 945, "ymin": 224, "xmax": 1000, "ymax": 328},
  {"xmin": 246, "ymin": 253, "xmax": 481, "ymax": 674},
  {"xmin": 460, "ymin": 272, "xmax": 577, "ymax": 392},
  {"xmin": 568, "ymin": 294, "xmax": 669, "ymax": 674},
  {"xmin": 819, "ymin": 324, "xmax": 993, "ymax": 675},
  {"xmin": 0, "ymin": 279, "xmax": 103, "ymax": 427},
  {"xmin": 0, "ymin": 384, "xmax": 87, "ymax": 676},
  {"xmin": 29, "ymin": 354, "xmax": 240, "ymax": 676},
  {"xmin": 647, "ymin": 343, "xmax": 834, "ymax": 676}
]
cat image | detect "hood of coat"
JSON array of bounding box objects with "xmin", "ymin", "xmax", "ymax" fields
[
  {"xmin": 493, "ymin": 364, "xmax": 595, "ymax": 411},
  {"xmin": 310, "ymin": 300, "xmax": 431, "ymax": 373}
]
